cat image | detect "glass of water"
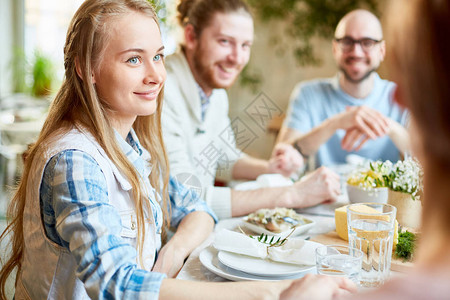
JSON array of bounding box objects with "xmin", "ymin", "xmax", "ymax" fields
[
  {"xmin": 315, "ymin": 245, "xmax": 363, "ymax": 283},
  {"xmin": 347, "ymin": 203, "xmax": 397, "ymax": 287}
]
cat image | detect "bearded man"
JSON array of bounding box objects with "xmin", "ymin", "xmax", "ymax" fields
[
  {"xmin": 278, "ymin": 9, "xmax": 410, "ymax": 167},
  {"xmin": 162, "ymin": 0, "xmax": 342, "ymax": 219}
]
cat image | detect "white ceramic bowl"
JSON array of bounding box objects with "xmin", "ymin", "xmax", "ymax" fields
[{"xmin": 346, "ymin": 184, "xmax": 388, "ymax": 204}]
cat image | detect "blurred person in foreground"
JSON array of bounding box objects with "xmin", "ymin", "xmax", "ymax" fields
[
  {"xmin": 278, "ymin": 9, "xmax": 410, "ymax": 167},
  {"xmin": 162, "ymin": 0, "xmax": 341, "ymax": 219},
  {"xmin": 282, "ymin": 0, "xmax": 450, "ymax": 299}
]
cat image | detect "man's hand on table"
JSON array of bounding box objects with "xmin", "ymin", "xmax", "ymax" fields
[
  {"xmin": 268, "ymin": 143, "xmax": 304, "ymax": 177},
  {"xmin": 289, "ymin": 167, "xmax": 341, "ymax": 207},
  {"xmin": 280, "ymin": 274, "xmax": 357, "ymax": 300}
]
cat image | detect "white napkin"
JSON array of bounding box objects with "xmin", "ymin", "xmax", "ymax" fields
[{"xmin": 213, "ymin": 229, "xmax": 321, "ymax": 266}]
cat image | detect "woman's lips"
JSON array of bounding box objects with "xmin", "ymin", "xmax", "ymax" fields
[{"xmin": 134, "ymin": 89, "xmax": 159, "ymax": 100}]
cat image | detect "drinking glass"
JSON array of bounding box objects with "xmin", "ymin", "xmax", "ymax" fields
[
  {"xmin": 316, "ymin": 245, "xmax": 363, "ymax": 283},
  {"xmin": 347, "ymin": 203, "xmax": 397, "ymax": 287}
]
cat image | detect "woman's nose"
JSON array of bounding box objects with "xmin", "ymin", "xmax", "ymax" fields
[{"xmin": 144, "ymin": 64, "xmax": 165, "ymax": 85}]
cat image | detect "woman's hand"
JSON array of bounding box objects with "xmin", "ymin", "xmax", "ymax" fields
[
  {"xmin": 152, "ymin": 240, "xmax": 187, "ymax": 278},
  {"xmin": 153, "ymin": 211, "xmax": 214, "ymax": 278},
  {"xmin": 280, "ymin": 274, "xmax": 357, "ymax": 300}
]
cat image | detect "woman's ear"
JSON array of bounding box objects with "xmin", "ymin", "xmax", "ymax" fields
[{"xmin": 75, "ymin": 57, "xmax": 96, "ymax": 83}]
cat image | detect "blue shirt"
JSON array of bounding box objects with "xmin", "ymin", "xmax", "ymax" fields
[
  {"xmin": 39, "ymin": 129, "xmax": 217, "ymax": 299},
  {"xmin": 197, "ymin": 83, "xmax": 211, "ymax": 121},
  {"xmin": 284, "ymin": 74, "xmax": 408, "ymax": 166}
]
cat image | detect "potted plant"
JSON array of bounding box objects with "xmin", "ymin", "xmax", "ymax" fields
[
  {"xmin": 384, "ymin": 157, "xmax": 423, "ymax": 229},
  {"xmin": 31, "ymin": 51, "xmax": 55, "ymax": 98}
]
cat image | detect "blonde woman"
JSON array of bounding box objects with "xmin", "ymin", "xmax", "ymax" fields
[
  {"xmin": 0, "ymin": 0, "xmax": 355, "ymax": 299},
  {"xmin": 0, "ymin": 0, "xmax": 216, "ymax": 298}
]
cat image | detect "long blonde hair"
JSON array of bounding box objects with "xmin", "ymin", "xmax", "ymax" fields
[{"xmin": 0, "ymin": 0, "xmax": 170, "ymax": 297}]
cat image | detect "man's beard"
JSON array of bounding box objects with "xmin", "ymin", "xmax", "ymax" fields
[
  {"xmin": 339, "ymin": 66, "xmax": 377, "ymax": 84},
  {"xmin": 192, "ymin": 47, "xmax": 239, "ymax": 91},
  {"xmin": 193, "ymin": 51, "xmax": 218, "ymax": 90}
]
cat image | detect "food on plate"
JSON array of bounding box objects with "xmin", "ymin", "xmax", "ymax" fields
[
  {"xmin": 347, "ymin": 169, "xmax": 384, "ymax": 188},
  {"xmin": 334, "ymin": 204, "xmax": 398, "ymax": 249},
  {"xmin": 346, "ymin": 161, "xmax": 391, "ymax": 189},
  {"xmin": 244, "ymin": 208, "xmax": 311, "ymax": 233}
]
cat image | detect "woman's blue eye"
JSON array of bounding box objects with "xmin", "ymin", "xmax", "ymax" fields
[
  {"xmin": 153, "ymin": 54, "xmax": 164, "ymax": 61},
  {"xmin": 127, "ymin": 56, "xmax": 140, "ymax": 64}
]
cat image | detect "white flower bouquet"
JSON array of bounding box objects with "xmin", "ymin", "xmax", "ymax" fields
[
  {"xmin": 347, "ymin": 157, "xmax": 423, "ymax": 200},
  {"xmin": 384, "ymin": 157, "xmax": 423, "ymax": 200}
]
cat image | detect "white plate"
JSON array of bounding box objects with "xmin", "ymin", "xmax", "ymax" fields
[
  {"xmin": 199, "ymin": 246, "xmax": 315, "ymax": 281},
  {"xmin": 217, "ymin": 250, "xmax": 315, "ymax": 277},
  {"xmin": 242, "ymin": 216, "xmax": 315, "ymax": 239}
]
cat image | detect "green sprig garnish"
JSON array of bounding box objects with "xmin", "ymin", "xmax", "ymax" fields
[
  {"xmin": 252, "ymin": 232, "xmax": 288, "ymax": 247},
  {"xmin": 238, "ymin": 226, "xmax": 297, "ymax": 248}
]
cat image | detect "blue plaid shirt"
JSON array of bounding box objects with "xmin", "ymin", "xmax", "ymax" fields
[{"xmin": 39, "ymin": 130, "xmax": 217, "ymax": 299}]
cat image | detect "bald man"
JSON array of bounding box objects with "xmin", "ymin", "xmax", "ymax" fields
[{"xmin": 278, "ymin": 9, "xmax": 409, "ymax": 167}]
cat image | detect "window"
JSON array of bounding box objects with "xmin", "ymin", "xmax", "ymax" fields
[
  {"xmin": 24, "ymin": 0, "xmax": 84, "ymax": 81},
  {"xmin": 24, "ymin": 0, "xmax": 177, "ymax": 83}
]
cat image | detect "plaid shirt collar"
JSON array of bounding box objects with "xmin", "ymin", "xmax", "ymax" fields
[{"xmin": 114, "ymin": 128, "xmax": 152, "ymax": 179}]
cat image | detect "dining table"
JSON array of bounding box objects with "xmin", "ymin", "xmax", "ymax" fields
[
  {"xmin": 176, "ymin": 201, "xmax": 345, "ymax": 282},
  {"xmin": 176, "ymin": 182, "xmax": 407, "ymax": 285}
]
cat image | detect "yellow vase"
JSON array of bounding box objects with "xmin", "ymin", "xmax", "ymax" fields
[{"xmin": 387, "ymin": 190, "xmax": 422, "ymax": 229}]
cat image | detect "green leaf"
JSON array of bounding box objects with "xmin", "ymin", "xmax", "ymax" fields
[
  {"xmin": 395, "ymin": 231, "xmax": 417, "ymax": 261},
  {"xmin": 258, "ymin": 233, "xmax": 264, "ymax": 242}
]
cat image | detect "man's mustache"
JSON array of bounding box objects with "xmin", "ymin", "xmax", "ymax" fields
[{"xmin": 345, "ymin": 57, "xmax": 369, "ymax": 64}]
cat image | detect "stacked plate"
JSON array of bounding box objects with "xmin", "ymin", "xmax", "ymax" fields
[{"xmin": 199, "ymin": 246, "xmax": 317, "ymax": 281}]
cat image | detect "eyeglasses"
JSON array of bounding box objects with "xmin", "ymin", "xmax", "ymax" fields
[{"xmin": 334, "ymin": 37, "xmax": 383, "ymax": 52}]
